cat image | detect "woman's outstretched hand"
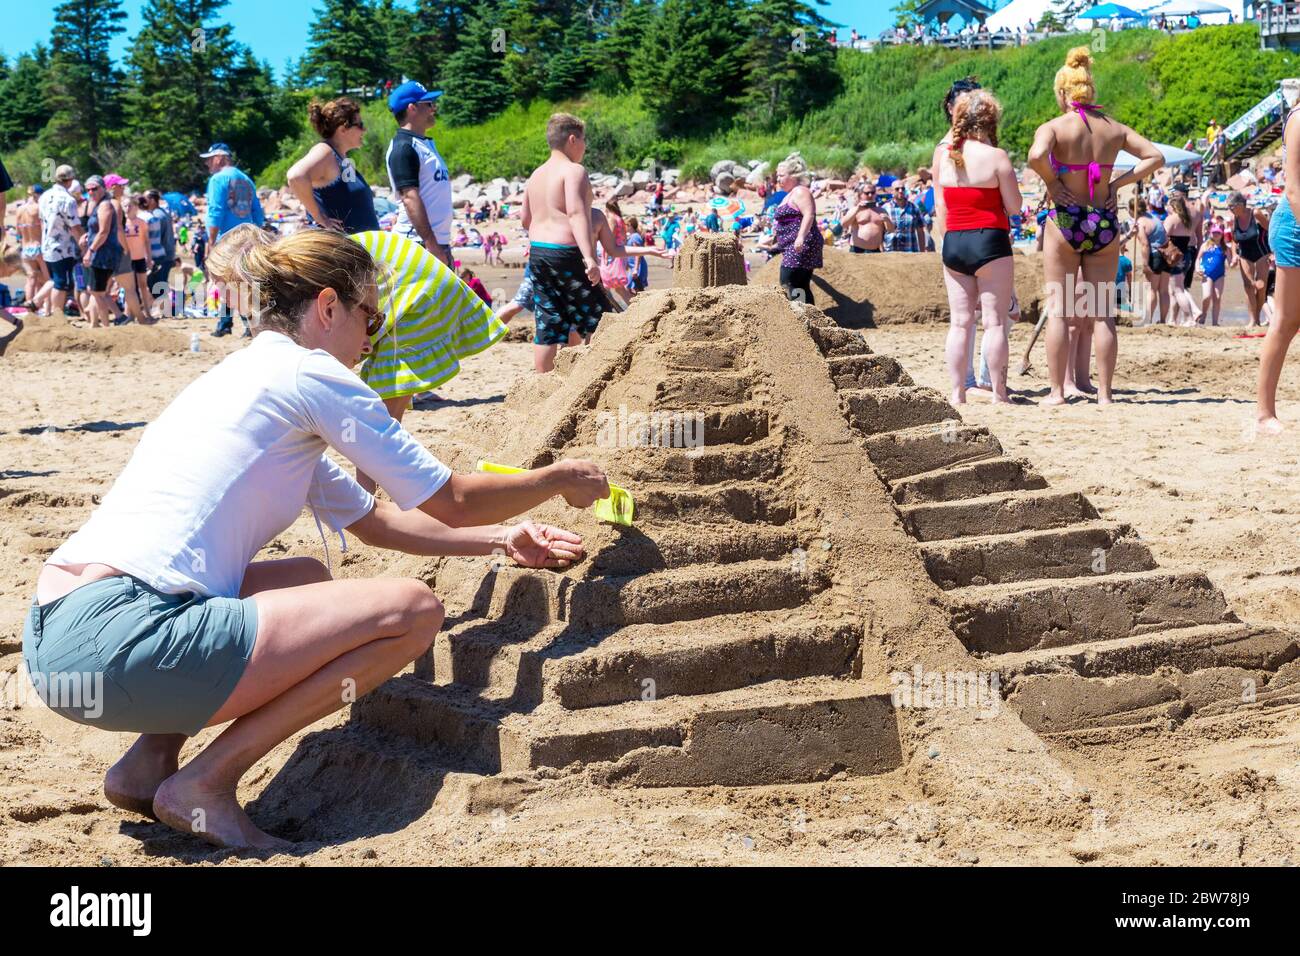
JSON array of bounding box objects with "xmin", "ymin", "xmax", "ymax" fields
[{"xmin": 505, "ymin": 522, "xmax": 586, "ymax": 568}]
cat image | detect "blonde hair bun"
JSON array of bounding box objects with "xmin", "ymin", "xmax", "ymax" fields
[{"xmin": 1066, "ymin": 47, "xmax": 1092, "ymax": 70}]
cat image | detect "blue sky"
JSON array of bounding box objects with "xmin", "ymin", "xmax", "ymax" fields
[{"xmin": 4, "ymin": 1, "xmax": 895, "ymax": 75}]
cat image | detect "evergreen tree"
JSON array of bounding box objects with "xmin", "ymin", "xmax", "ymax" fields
[
  {"xmin": 0, "ymin": 46, "xmax": 52, "ymax": 152},
  {"xmin": 439, "ymin": 12, "xmax": 512, "ymax": 125},
  {"xmin": 741, "ymin": 0, "xmax": 839, "ymax": 123},
  {"xmin": 593, "ymin": 0, "xmax": 657, "ymax": 93},
  {"xmin": 632, "ymin": 0, "xmax": 748, "ymax": 135},
  {"xmin": 123, "ymin": 0, "xmax": 276, "ymax": 188},
  {"xmin": 373, "ymin": 0, "xmax": 417, "ymax": 81},
  {"xmin": 542, "ymin": 15, "xmax": 595, "ymax": 102},
  {"xmin": 405, "ymin": 0, "xmax": 477, "ymax": 86},
  {"xmin": 891, "ymin": 0, "xmax": 927, "ymax": 29},
  {"xmin": 48, "ymin": 0, "xmax": 127, "ymax": 163},
  {"xmin": 304, "ymin": 0, "xmax": 386, "ymax": 95}
]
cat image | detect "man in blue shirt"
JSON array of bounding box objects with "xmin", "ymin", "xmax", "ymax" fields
[{"xmin": 201, "ymin": 142, "xmax": 264, "ymax": 336}]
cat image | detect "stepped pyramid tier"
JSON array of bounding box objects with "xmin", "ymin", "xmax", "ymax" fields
[
  {"xmin": 671, "ymin": 233, "xmax": 748, "ymax": 289},
  {"xmin": 348, "ymin": 284, "xmax": 1300, "ymax": 788}
]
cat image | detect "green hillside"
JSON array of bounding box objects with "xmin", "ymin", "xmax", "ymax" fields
[{"xmin": 254, "ymin": 24, "xmax": 1298, "ymax": 190}]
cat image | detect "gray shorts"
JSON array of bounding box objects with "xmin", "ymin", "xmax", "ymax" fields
[
  {"xmin": 21, "ymin": 575, "xmax": 258, "ymax": 736},
  {"xmin": 511, "ymin": 271, "xmax": 535, "ymax": 312}
]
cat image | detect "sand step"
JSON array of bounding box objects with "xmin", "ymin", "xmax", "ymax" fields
[
  {"xmin": 637, "ymin": 480, "xmax": 796, "ymax": 524},
  {"xmin": 891, "ymin": 457, "xmax": 1048, "ymax": 505},
  {"xmin": 436, "ymin": 614, "xmax": 859, "ymax": 708},
  {"xmin": 989, "ymin": 623, "xmax": 1300, "ymax": 681},
  {"xmin": 661, "ymin": 341, "xmax": 742, "ymax": 371},
  {"xmin": 563, "ymin": 442, "xmax": 783, "ymax": 486},
  {"xmin": 900, "ymin": 488, "xmax": 1097, "ymax": 541},
  {"xmin": 353, "ymin": 675, "xmax": 902, "ymax": 784},
  {"xmin": 700, "ymin": 404, "xmax": 770, "ymax": 445},
  {"xmin": 543, "ymin": 618, "xmax": 859, "ymax": 709},
  {"xmin": 826, "ymin": 353, "xmax": 912, "ymax": 390},
  {"xmin": 587, "ymin": 524, "xmax": 799, "ymax": 577},
  {"xmin": 841, "ymin": 387, "xmax": 956, "ymax": 436},
  {"xmin": 920, "ymin": 521, "xmax": 1157, "ymax": 590},
  {"xmin": 654, "ymin": 371, "xmax": 751, "ymax": 408},
  {"xmin": 862, "ymin": 423, "xmax": 1002, "ymax": 482},
  {"xmin": 949, "ymin": 570, "xmax": 1233, "ymax": 654},
  {"xmin": 1001, "ymin": 625, "xmax": 1300, "ymax": 734},
  {"xmin": 466, "ymin": 558, "xmax": 830, "ymax": 630},
  {"xmin": 808, "ymin": 324, "xmax": 871, "ymax": 357}
]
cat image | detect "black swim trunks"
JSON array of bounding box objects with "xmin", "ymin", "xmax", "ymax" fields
[{"xmin": 530, "ymin": 242, "xmax": 614, "ymax": 346}]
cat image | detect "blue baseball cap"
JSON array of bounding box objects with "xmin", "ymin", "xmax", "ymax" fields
[
  {"xmin": 389, "ymin": 81, "xmax": 443, "ymax": 115},
  {"xmin": 199, "ymin": 142, "xmax": 232, "ymax": 158}
]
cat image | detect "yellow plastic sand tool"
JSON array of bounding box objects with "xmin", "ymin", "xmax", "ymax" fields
[
  {"xmin": 593, "ymin": 483, "xmax": 635, "ymax": 527},
  {"xmin": 476, "ymin": 460, "xmax": 635, "ymax": 527},
  {"xmin": 476, "ymin": 460, "xmax": 526, "ymax": 476}
]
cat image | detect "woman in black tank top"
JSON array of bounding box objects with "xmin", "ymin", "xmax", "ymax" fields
[{"xmin": 1228, "ymin": 191, "xmax": 1272, "ymax": 327}]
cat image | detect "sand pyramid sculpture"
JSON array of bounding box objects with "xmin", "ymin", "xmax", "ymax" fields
[{"xmin": 353, "ymin": 233, "xmax": 1300, "ymax": 785}]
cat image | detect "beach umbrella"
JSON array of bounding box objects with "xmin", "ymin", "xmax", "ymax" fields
[
  {"xmin": 710, "ymin": 196, "xmax": 746, "ymax": 218},
  {"xmin": 1113, "ymin": 142, "xmax": 1203, "ymax": 170},
  {"xmin": 1075, "ymin": 3, "xmax": 1146, "ymax": 18},
  {"xmin": 162, "ymin": 191, "xmax": 196, "ymax": 215}
]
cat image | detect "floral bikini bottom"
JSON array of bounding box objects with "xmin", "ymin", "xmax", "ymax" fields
[{"xmin": 1051, "ymin": 204, "xmax": 1119, "ymax": 255}]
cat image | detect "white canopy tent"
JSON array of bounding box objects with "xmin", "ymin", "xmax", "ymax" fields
[
  {"xmin": 986, "ymin": 0, "xmax": 1058, "ymax": 30},
  {"xmin": 1142, "ymin": 0, "xmax": 1237, "ymax": 22}
]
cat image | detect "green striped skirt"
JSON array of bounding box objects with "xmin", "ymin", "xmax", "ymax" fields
[{"xmin": 350, "ymin": 230, "xmax": 507, "ymax": 400}]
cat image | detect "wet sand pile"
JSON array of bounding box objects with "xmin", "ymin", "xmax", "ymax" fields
[
  {"xmin": 753, "ymin": 248, "xmax": 1045, "ymax": 328},
  {"xmin": 10, "ymin": 314, "xmax": 187, "ymax": 356}
]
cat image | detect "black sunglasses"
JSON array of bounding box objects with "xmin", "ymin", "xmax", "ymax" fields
[{"xmin": 353, "ymin": 300, "xmax": 386, "ymax": 337}]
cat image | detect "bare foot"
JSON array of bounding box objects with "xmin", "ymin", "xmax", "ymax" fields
[
  {"xmin": 1042, "ymin": 393, "xmax": 1068, "ymax": 407},
  {"xmin": 1257, "ymin": 416, "xmax": 1285, "ymax": 435},
  {"xmin": 1072, "ymin": 380, "xmax": 1098, "ymax": 395},
  {"xmin": 153, "ymin": 772, "xmax": 292, "ymax": 851},
  {"xmin": 950, "ymin": 389, "xmax": 967, "ymax": 405},
  {"xmin": 104, "ymin": 734, "xmax": 185, "ymax": 819},
  {"xmin": 1097, "ymin": 392, "xmax": 1114, "ymax": 407},
  {"xmin": 966, "ymin": 385, "xmax": 994, "ymax": 402},
  {"xmin": 1063, "ymin": 387, "xmax": 1091, "ymax": 401}
]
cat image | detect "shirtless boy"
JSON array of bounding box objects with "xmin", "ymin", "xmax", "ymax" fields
[
  {"xmin": 841, "ymin": 184, "xmax": 894, "ymax": 253},
  {"xmin": 522, "ymin": 113, "xmax": 614, "ymax": 373}
]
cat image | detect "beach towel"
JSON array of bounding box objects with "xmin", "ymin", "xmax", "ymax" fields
[{"xmin": 350, "ymin": 230, "xmax": 507, "ymax": 400}]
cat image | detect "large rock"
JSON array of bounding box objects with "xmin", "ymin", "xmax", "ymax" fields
[
  {"xmin": 614, "ymin": 180, "xmax": 635, "ymax": 198},
  {"xmin": 452, "ymin": 173, "xmax": 474, "ymax": 191},
  {"xmin": 710, "ymin": 159, "xmax": 737, "ymax": 180},
  {"xmin": 746, "ymin": 161, "xmax": 771, "ymax": 185},
  {"xmin": 461, "ymin": 183, "xmax": 482, "ymax": 201},
  {"xmin": 663, "ymin": 168, "xmax": 681, "ymax": 185},
  {"xmin": 631, "ymin": 169, "xmax": 652, "ymax": 186},
  {"xmin": 715, "ymin": 172, "xmax": 736, "ymax": 193}
]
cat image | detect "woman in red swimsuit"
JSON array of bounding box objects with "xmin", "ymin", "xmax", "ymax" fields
[{"xmin": 932, "ymin": 89, "xmax": 1021, "ymax": 404}]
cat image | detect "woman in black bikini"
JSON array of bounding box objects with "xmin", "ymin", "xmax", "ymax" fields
[
  {"xmin": 1228, "ymin": 191, "xmax": 1271, "ymax": 328},
  {"xmin": 1027, "ymin": 47, "xmax": 1163, "ymax": 406}
]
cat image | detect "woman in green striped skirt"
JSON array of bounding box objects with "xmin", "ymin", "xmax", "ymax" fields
[{"xmin": 349, "ymin": 230, "xmax": 508, "ymax": 491}]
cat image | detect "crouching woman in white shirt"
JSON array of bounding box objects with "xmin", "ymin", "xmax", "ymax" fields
[{"xmin": 23, "ymin": 224, "xmax": 608, "ymax": 850}]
